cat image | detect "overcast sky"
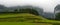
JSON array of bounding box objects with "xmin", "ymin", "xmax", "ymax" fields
[{"xmin": 0, "ymin": 0, "xmax": 60, "ymax": 13}]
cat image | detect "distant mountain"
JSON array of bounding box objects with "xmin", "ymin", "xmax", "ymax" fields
[
  {"xmin": 0, "ymin": 5, "xmax": 7, "ymax": 12},
  {"xmin": 43, "ymin": 12, "xmax": 54, "ymax": 19},
  {"xmin": 0, "ymin": 5, "xmax": 43, "ymax": 16},
  {"xmin": 54, "ymin": 4, "xmax": 60, "ymax": 20}
]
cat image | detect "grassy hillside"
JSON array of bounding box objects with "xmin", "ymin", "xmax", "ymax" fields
[
  {"xmin": 0, "ymin": 13, "xmax": 60, "ymax": 25},
  {"xmin": 0, "ymin": 13, "xmax": 47, "ymax": 22}
]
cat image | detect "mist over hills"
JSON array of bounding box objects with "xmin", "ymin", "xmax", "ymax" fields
[{"xmin": 0, "ymin": 5, "xmax": 54, "ymax": 19}]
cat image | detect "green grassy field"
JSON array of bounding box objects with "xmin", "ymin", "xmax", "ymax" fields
[
  {"xmin": 0, "ymin": 22, "xmax": 53, "ymax": 25},
  {"xmin": 0, "ymin": 22, "xmax": 35, "ymax": 25},
  {"xmin": 0, "ymin": 13, "xmax": 60, "ymax": 25}
]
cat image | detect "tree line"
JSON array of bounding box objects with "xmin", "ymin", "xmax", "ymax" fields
[{"xmin": 0, "ymin": 5, "xmax": 43, "ymax": 15}]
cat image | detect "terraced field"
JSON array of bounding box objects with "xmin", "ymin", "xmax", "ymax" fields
[{"xmin": 0, "ymin": 13, "xmax": 60, "ymax": 25}]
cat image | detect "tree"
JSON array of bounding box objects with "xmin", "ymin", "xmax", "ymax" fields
[
  {"xmin": 18, "ymin": 5, "xmax": 42, "ymax": 15},
  {"xmin": 19, "ymin": 8, "xmax": 39, "ymax": 15},
  {"xmin": 14, "ymin": 9, "xmax": 18, "ymax": 12},
  {"xmin": 56, "ymin": 13, "xmax": 60, "ymax": 20}
]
